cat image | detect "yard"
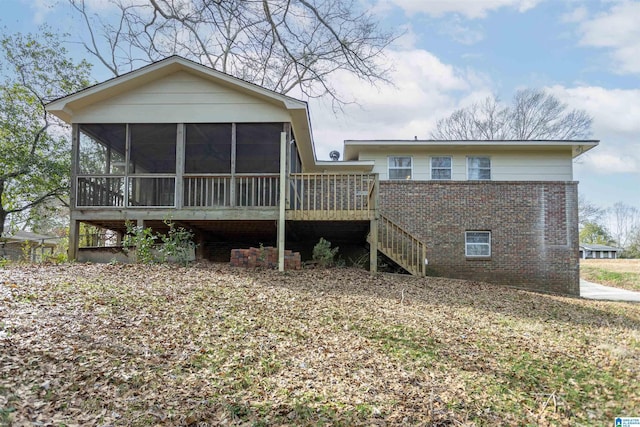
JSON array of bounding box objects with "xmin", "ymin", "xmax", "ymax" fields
[
  {"xmin": 1, "ymin": 264, "xmax": 639, "ymax": 426},
  {"xmin": 581, "ymin": 259, "xmax": 640, "ymax": 292}
]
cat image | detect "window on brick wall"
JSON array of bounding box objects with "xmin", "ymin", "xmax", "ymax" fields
[
  {"xmin": 388, "ymin": 156, "xmax": 412, "ymax": 180},
  {"xmin": 467, "ymin": 156, "xmax": 491, "ymax": 180},
  {"xmin": 465, "ymin": 231, "xmax": 491, "ymax": 257},
  {"xmin": 431, "ymin": 156, "xmax": 452, "ymax": 180}
]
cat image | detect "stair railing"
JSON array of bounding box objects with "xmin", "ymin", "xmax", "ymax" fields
[{"xmin": 377, "ymin": 213, "xmax": 427, "ymax": 276}]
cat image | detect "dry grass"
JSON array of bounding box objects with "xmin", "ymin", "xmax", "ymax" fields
[
  {"xmin": 581, "ymin": 259, "xmax": 640, "ymax": 292},
  {"xmin": 1, "ymin": 263, "xmax": 639, "ymax": 426},
  {"xmin": 582, "ymin": 259, "xmax": 640, "ymax": 274}
]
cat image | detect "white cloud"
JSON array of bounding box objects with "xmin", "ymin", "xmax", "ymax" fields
[
  {"xmin": 548, "ymin": 85, "xmax": 640, "ymax": 175},
  {"xmin": 379, "ymin": 0, "xmax": 542, "ymax": 19},
  {"xmin": 561, "ymin": 6, "xmax": 588, "ymax": 23},
  {"xmin": 580, "ymin": 153, "xmax": 638, "ymax": 174},
  {"xmin": 576, "ymin": 1, "xmax": 640, "ymax": 74},
  {"xmin": 309, "ymin": 49, "xmax": 491, "ymax": 159},
  {"xmin": 438, "ymin": 17, "xmax": 484, "ymax": 45},
  {"xmin": 391, "ymin": 24, "xmax": 420, "ymax": 50},
  {"xmin": 21, "ymin": 0, "xmax": 55, "ymax": 24}
]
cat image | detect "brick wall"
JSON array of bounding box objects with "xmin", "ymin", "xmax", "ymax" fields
[
  {"xmin": 378, "ymin": 181, "xmax": 579, "ymax": 295},
  {"xmin": 230, "ymin": 246, "xmax": 301, "ymax": 270}
]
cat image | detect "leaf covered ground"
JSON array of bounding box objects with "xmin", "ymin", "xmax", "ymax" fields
[{"xmin": 1, "ymin": 264, "xmax": 639, "ymax": 426}]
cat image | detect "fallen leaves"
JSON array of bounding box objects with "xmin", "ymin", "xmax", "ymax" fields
[{"xmin": 0, "ymin": 263, "xmax": 639, "ymax": 426}]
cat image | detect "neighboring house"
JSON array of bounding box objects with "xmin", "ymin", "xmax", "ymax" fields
[
  {"xmin": 0, "ymin": 231, "xmax": 59, "ymax": 262},
  {"xmin": 579, "ymin": 244, "xmax": 621, "ymax": 259},
  {"xmin": 45, "ymin": 56, "xmax": 598, "ymax": 295}
]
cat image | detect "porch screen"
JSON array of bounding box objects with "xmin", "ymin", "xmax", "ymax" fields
[
  {"xmin": 129, "ymin": 124, "xmax": 177, "ymax": 173},
  {"xmin": 78, "ymin": 124, "xmax": 126, "ymax": 175},
  {"xmin": 236, "ymin": 123, "xmax": 282, "ymax": 173},
  {"xmin": 185, "ymin": 124, "xmax": 232, "ymax": 173}
]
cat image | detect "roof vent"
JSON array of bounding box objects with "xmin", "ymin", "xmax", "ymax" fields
[{"xmin": 329, "ymin": 150, "xmax": 340, "ymax": 161}]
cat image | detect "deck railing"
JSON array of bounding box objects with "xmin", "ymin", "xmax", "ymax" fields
[
  {"xmin": 377, "ymin": 213, "xmax": 427, "ymax": 276},
  {"xmin": 76, "ymin": 173, "xmax": 377, "ymax": 215},
  {"xmin": 183, "ymin": 174, "xmax": 279, "ymax": 207},
  {"xmin": 183, "ymin": 175, "xmax": 231, "ymax": 207},
  {"xmin": 288, "ymin": 173, "xmax": 376, "ymax": 219},
  {"xmin": 128, "ymin": 176, "xmax": 175, "ymax": 207},
  {"xmin": 76, "ymin": 176, "xmax": 125, "ymax": 207}
]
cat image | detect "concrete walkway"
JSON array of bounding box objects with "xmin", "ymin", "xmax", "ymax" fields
[{"xmin": 580, "ymin": 279, "xmax": 640, "ymax": 302}]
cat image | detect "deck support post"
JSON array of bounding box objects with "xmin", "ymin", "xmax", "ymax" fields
[
  {"xmin": 369, "ymin": 178, "xmax": 378, "ymax": 274},
  {"xmin": 278, "ymin": 132, "xmax": 287, "ymax": 272},
  {"xmin": 68, "ymin": 124, "xmax": 80, "ymax": 262},
  {"xmin": 370, "ymin": 218, "xmax": 378, "ymax": 273},
  {"xmin": 68, "ymin": 218, "xmax": 80, "ymax": 261}
]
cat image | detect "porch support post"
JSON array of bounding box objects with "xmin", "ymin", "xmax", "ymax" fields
[
  {"xmin": 68, "ymin": 123, "xmax": 80, "ymax": 262},
  {"xmin": 278, "ymin": 131, "xmax": 287, "ymax": 272},
  {"xmin": 68, "ymin": 217, "xmax": 80, "ymax": 261},
  {"xmin": 369, "ymin": 177, "xmax": 378, "ymax": 274},
  {"xmin": 175, "ymin": 123, "xmax": 185, "ymax": 209}
]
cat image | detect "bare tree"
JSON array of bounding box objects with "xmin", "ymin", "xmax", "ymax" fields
[
  {"xmin": 608, "ymin": 202, "xmax": 640, "ymax": 249},
  {"xmin": 578, "ymin": 196, "xmax": 605, "ymax": 228},
  {"xmin": 68, "ymin": 0, "xmax": 396, "ymax": 107},
  {"xmin": 431, "ymin": 88, "xmax": 592, "ymax": 140}
]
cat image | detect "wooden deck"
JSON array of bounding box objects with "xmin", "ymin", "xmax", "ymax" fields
[
  {"xmin": 286, "ymin": 173, "xmax": 376, "ymax": 220},
  {"xmin": 75, "ymin": 173, "xmax": 377, "ymax": 221}
]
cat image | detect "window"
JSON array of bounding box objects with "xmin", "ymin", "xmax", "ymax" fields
[
  {"xmin": 388, "ymin": 156, "xmax": 412, "ymax": 180},
  {"xmin": 467, "ymin": 156, "xmax": 491, "ymax": 180},
  {"xmin": 465, "ymin": 231, "xmax": 491, "ymax": 257},
  {"xmin": 431, "ymin": 156, "xmax": 452, "ymax": 180}
]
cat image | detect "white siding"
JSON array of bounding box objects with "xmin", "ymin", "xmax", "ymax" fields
[
  {"xmin": 358, "ymin": 150, "xmax": 573, "ymax": 181},
  {"xmin": 73, "ymin": 71, "xmax": 292, "ymax": 123},
  {"xmin": 491, "ymin": 153, "xmax": 572, "ymax": 180}
]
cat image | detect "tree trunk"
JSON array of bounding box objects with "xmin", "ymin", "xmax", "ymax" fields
[
  {"xmin": 0, "ymin": 179, "xmax": 6, "ymax": 237},
  {"xmin": 0, "ymin": 209, "xmax": 6, "ymax": 238}
]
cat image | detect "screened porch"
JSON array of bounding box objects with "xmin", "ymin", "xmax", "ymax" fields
[{"xmin": 74, "ymin": 123, "xmax": 377, "ymax": 219}]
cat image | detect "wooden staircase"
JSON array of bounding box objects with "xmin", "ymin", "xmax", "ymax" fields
[{"xmin": 370, "ymin": 213, "xmax": 428, "ymax": 276}]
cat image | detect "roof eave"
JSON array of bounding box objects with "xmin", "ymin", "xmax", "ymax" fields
[
  {"xmin": 343, "ymin": 140, "xmax": 600, "ymax": 161},
  {"xmin": 308, "ymin": 160, "xmax": 375, "ymax": 172}
]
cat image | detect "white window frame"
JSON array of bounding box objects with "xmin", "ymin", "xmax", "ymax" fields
[
  {"xmin": 465, "ymin": 231, "xmax": 491, "ymax": 257},
  {"xmin": 467, "ymin": 156, "xmax": 491, "ymax": 180},
  {"xmin": 430, "ymin": 156, "xmax": 452, "ymax": 180},
  {"xmin": 388, "ymin": 156, "xmax": 413, "ymax": 180}
]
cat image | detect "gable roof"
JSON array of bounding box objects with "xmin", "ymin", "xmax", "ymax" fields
[
  {"xmin": 45, "ymin": 55, "xmax": 325, "ymax": 169},
  {"xmin": 579, "ymin": 243, "xmax": 621, "ymax": 251},
  {"xmin": 46, "ymin": 55, "xmax": 308, "ymax": 120}
]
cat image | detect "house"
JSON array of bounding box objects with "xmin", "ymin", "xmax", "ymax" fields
[
  {"xmin": 0, "ymin": 231, "xmax": 59, "ymax": 262},
  {"xmin": 579, "ymin": 243, "xmax": 621, "ymax": 259},
  {"xmin": 45, "ymin": 56, "xmax": 598, "ymax": 295}
]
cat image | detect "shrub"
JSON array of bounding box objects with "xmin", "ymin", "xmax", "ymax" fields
[
  {"xmin": 312, "ymin": 238, "xmax": 339, "ymax": 267},
  {"xmin": 159, "ymin": 220, "xmax": 196, "ymax": 266},
  {"xmin": 123, "ymin": 220, "xmax": 196, "ymax": 265},
  {"xmin": 122, "ymin": 222, "xmax": 158, "ymax": 264}
]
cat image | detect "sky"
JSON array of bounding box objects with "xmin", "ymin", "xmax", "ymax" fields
[{"xmin": 2, "ymin": 0, "xmax": 639, "ymax": 210}]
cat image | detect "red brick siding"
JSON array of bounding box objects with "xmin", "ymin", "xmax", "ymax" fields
[{"xmin": 379, "ymin": 181, "xmax": 579, "ymax": 295}]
